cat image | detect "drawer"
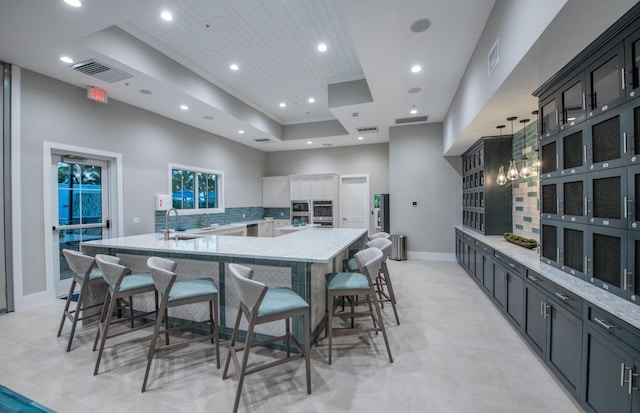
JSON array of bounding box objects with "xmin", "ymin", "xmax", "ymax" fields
[
  {"xmin": 586, "ymin": 305, "xmax": 640, "ymax": 354},
  {"xmin": 474, "ymin": 240, "xmax": 493, "ymax": 255},
  {"xmin": 526, "ymin": 270, "xmax": 583, "ymax": 315},
  {"xmin": 493, "ymin": 251, "xmax": 523, "ymax": 276}
]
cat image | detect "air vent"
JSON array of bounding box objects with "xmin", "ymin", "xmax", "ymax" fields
[
  {"xmin": 253, "ymin": 138, "xmax": 273, "ymax": 143},
  {"xmin": 356, "ymin": 126, "xmax": 379, "ymax": 134},
  {"xmin": 71, "ymin": 59, "xmax": 132, "ymax": 83},
  {"xmin": 488, "ymin": 39, "xmax": 500, "ymax": 77},
  {"xmin": 395, "ymin": 115, "xmax": 428, "ymax": 125}
]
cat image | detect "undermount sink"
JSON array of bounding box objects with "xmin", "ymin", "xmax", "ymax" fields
[{"xmin": 160, "ymin": 233, "xmax": 202, "ymax": 241}]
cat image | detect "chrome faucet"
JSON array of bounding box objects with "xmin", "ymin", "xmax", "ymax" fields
[{"xmin": 161, "ymin": 208, "xmax": 179, "ymax": 240}]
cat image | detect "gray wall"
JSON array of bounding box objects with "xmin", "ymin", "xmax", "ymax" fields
[
  {"xmin": 266, "ymin": 143, "xmax": 389, "ymax": 230},
  {"xmin": 19, "ymin": 70, "xmax": 266, "ymax": 294},
  {"xmin": 389, "ymin": 123, "xmax": 461, "ymax": 258}
]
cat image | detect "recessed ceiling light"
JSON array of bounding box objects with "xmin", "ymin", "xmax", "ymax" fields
[
  {"xmin": 358, "ymin": 136, "xmax": 364, "ymax": 140},
  {"xmin": 308, "ymin": 97, "xmax": 315, "ymax": 103},
  {"xmin": 64, "ymin": 0, "xmax": 81, "ymax": 7},
  {"xmin": 238, "ymin": 130, "xmax": 245, "ymax": 134},
  {"xmin": 180, "ymin": 104, "xmax": 188, "ymax": 110},
  {"xmin": 410, "ymin": 107, "xmax": 418, "ymax": 115},
  {"xmin": 279, "ymin": 102, "xmax": 286, "ymax": 108},
  {"xmin": 139, "ymin": 89, "xmax": 152, "ymax": 95},
  {"xmin": 317, "ymin": 43, "xmax": 327, "ymax": 52},
  {"xmin": 230, "ymin": 63, "xmax": 239, "ymax": 71},
  {"xmin": 410, "ymin": 18, "xmax": 431, "ymax": 33},
  {"xmin": 59, "ymin": 56, "xmax": 73, "ymax": 64},
  {"xmin": 204, "ymin": 115, "xmax": 214, "ymax": 120},
  {"xmin": 408, "ymin": 87, "xmax": 422, "ymax": 94},
  {"xmin": 307, "ymin": 141, "xmax": 313, "ymax": 144},
  {"xmin": 161, "ymin": 11, "xmax": 173, "ymax": 21},
  {"xmin": 351, "ymin": 112, "xmax": 359, "ymax": 117},
  {"xmin": 411, "ymin": 65, "xmax": 422, "ymax": 73}
]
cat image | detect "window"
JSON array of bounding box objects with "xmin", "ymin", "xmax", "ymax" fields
[{"xmin": 169, "ymin": 164, "xmax": 224, "ymax": 213}]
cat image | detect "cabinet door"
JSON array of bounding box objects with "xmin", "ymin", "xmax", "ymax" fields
[
  {"xmin": 322, "ymin": 175, "xmax": 336, "ymax": 199},
  {"xmin": 311, "ymin": 177, "xmax": 323, "ymax": 200},
  {"xmin": 506, "ymin": 271, "xmax": 524, "ymax": 329},
  {"xmin": 493, "ymin": 262, "xmax": 508, "ymax": 310},
  {"xmin": 559, "ymin": 74, "xmax": 587, "ymax": 131},
  {"xmin": 482, "ymin": 255, "xmax": 494, "ymax": 294},
  {"xmin": 291, "ymin": 178, "xmax": 312, "ymax": 200},
  {"xmin": 272, "ymin": 179, "xmax": 290, "ymax": 207},
  {"xmin": 586, "ymin": 43, "xmax": 626, "ymax": 117},
  {"xmin": 583, "ymin": 327, "xmax": 634, "ymax": 413},
  {"xmin": 547, "ymin": 298, "xmax": 582, "ymax": 397},
  {"xmin": 540, "ymin": 94, "xmax": 559, "ymax": 138},
  {"xmin": 524, "ymin": 282, "xmax": 547, "ymax": 356}
]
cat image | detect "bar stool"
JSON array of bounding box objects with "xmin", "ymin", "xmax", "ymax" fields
[
  {"xmin": 325, "ymin": 247, "xmax": 393, "ymax": 365},
  {"xmin": 224, "ymin": 263, "xmax": 311, "ymax": 413},
  {"xmin": 57, "ymin": 249, "xmax": 106, "ymax": 352},
  {"xmin": 93, "ymin": 254, "xmax": 158, "ymax": 376},
  {"xmin": 142, "ymin": 256, "xmax": 220, "ymax": 392},
  {"xmin": 368, "ymin": 231, "xmax": 390, "ymax": 241},
  {"xmin": 366, "ymin": 237, "xmax": 400, "ymax": 325}
]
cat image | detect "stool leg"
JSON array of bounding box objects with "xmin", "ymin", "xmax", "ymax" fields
[
  {"xmin": 142, "ymin": 302, "xmax": 165, "ymax": 392},
  {"xmin": 232, "ymin": 319, "xmax": 256, "ymax": 413},
  {"xmin": 94, "ymin": 290, "xmax": 119, "ymax": 375},
  {"xmin": 212, "ymin": 296, "xmax": 220, "ymax": 369},
  {"xmin": 93, "ymin": 289, "xmax": 111, "ymax": 351},
  {"xmin": 371, "ymin": 293, "xmax": 393, "ymax": 364},
  {"xmin": 303, "ymin": 309, "xmax": 311, "ymax": 394},
  {"xmin": 382, "ymin": 262, "xmax": 400, "ymax": 325},
  {"xmin": 328, "ymin": 291, "xmax": 334, "ymax": 365},
  {"xmin": 57, "ymin": 277, "xmax": 77, "ymax": 339},
  {"xmin": 223, "ymin": 308, "xmax": 243, "ymax": 379},
  {"xmin": 66, "ymin": 276, "xmax": 90, "ymax": 352}
]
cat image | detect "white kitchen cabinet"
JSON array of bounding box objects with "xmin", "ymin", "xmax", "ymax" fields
[
  {"xmin": 262, "ymin": 176, "xmax": 290, "ymax": 207},
  {"xmin": 290, "ymin": 177, "xmax": 312, "ymax": 200},
  {"xmin": 258, "ymin": 221, "xmax": 271, "ymax": 237},
  {"xmin": 272, "ymin": 220, "xmax": 289, "ymax": 237}
]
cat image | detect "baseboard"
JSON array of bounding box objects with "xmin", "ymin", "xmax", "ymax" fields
[
  {"xmin": 406, "ymin": 251, "xmax": 456, "ymax": 262},
  {"xmin": 14, "ymin": 290, "xmax": 56, "ymax": 311}
]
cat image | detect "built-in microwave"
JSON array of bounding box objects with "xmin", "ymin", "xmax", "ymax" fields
[{"xmin": 291, "ymin": 201, "xmax": 311, "ymax": 225}]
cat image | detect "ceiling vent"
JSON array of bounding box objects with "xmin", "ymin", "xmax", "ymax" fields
[
  {"xmin": 71, "ymin": 59, "xmax": 132, "ymax": 83},
  {"xmin": 253, "ymin": 138, "xmax": 273, "ymax": 143},
  {"xmin": 355, "ymin": 126, "xmax": 378, "ymax": 134},
  {"xmin": 395, "ymin": 115, "xmax": 428, "ymax": 125}
]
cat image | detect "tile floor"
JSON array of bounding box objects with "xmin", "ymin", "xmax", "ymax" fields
[{"xmin": 0, "ymin": 260, "xmax": 584, "ymax": 413}]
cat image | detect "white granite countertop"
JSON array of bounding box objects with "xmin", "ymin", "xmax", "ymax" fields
[
  {"xmin": 83, "ymin": 227, "xmax": 367, "ymax": 263},
  {"xmin": 276, "ymin": 224, "xmax": 321, "ymax": 231},
  {"xmin": 456, "ymin": 226, "xmax": 640, "ymax": 330}
]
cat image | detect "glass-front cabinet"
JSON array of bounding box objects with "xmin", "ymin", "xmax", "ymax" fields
[
  {"xmin": 624, "ymin": 27, "xmax": 640, "ymax": 100},
  {"xmin": 586, "ymin": 43, "xmax": 626, "ymax": 118},
  {"xmin": 560, "ymin": 75, "xmax": 587, "ymax": 131}
]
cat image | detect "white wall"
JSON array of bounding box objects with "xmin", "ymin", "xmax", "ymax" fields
[
  {"xmin": 18, "ymin": 69, "xmax": 266, "ymax": 296},
  {"xmin": 389, "ymin": 123, "xmax": 461, "ymax": 260}
]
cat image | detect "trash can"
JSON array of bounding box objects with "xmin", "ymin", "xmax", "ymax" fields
[{"xmin": 390, "ymin": 234, "xmax": 407, "ymax": 261}]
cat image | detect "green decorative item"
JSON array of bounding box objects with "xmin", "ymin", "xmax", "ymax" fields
[{"xmin": 503, "ymin": 232, "xmax": 537, "ymax": 249}]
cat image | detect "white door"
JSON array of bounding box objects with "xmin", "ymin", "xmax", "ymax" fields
[
  {"xmin": 51, "ymin": 155, "xmax": 111, "ymax": 296},
  {"xmin": 340, "ymin": 175, "xmax": 369, "ymax": 230}
]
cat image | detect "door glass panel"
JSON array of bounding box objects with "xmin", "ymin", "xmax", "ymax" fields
[
  {"xmin": 591, "ymin": 56, "xmax": 620, "ymax": 109},
  {"xmin": 542, "ymin": 99, "xmax": 557, "ymax": 134},
  {"xmin": 564, "ymin": 181, "xmax": 584, "ymax": 216},
  {"xmin": 541, "ymin": 141, "xmax": 556, "ymax": 174},
  {"xmin": 636, "ymin": 174, "xmax": 640, "ymax": 219},
  {"xmin": 57, "ymin": 161, "xmax": 104, "ymax": 281},
  {"xmin": 593, "ymin": 176, "xmax": 621, "ymax": 219},
  {"xmin": 632, "ymin": 39, "xmax": 640, "ymax": 90},
  {"xmin": 634, "ymin": 106, "xmax": 640, "ymax": 156},
  {"xmin": 563, "ymin": 81, "xmax": 583, "ymax": 123},
  {"xmin": 635, "ymin": 240, "xmax": 640, "ymax": 296},
  {"xmin": 564, "ymin": 228, "xmax": 584, "ymax": 272},
  {"xmin": 592, "ymin": 115, "xmax": 620, "ymax": 163},
  {"xmin": 542, "ymin": 183, "xmax": 557, "ymax": 214},
  {"xmin": 563, "ymin": 131, "xmax": 583, "ymax": 169},
  {"xmin": 542, "ymin": 224, "xmax": 557, "ymax": 262},
  {"xmin": 592, "ymin": 233, "xmax": 621, "ymax": 286}
]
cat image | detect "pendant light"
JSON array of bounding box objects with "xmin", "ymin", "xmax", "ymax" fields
[
  {"xmin": 519, "ymin": 118, "xmax": 531, "ymax": 179},
  {"xmin": 506, "ymin": 116, "xmax": 519, "ymax": 181},
  {"xmin": 496, "ymin": 125, "xmax": 507, "ymax": 186}
]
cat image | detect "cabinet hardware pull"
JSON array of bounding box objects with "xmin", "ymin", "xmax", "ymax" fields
[
  {"xmin": 629, "ymin": 369, "xmax": 639, "ymax": 394},
  {"xmin": 624, "ymin": 196, "xmax": 628, "ymax": 218},
  {"xmin": 554, "ymin": 292, "xmax": 570, "ymax": 301},
  {"xmin": 540, "ymin": 301, "xmax": 544, "ymax": 317},
  {"xmin": 593, "ymin": 316, "xmax": 614, "ymax": 331},
  {"xmin": 528, "ymin": 275, "xmax": 539, "ymax": 282},
  {"xmin": 622, "ymin": 363, "xmax": 627, "ymax": 387},
  {"xmin": 509, "ymin": 263, "xmax": 516, "ymax": 269},
  {"xmin": 582, "ymin": 92, "xmax": 586, "ymax": 110},
  {"xmin": 557, "ymin": 248, "xmax": 560, "ymax": 262},
  {"xmin": 543, "ymin": 303, "xmax": 551, "ymax": 319},
  {"xmin": 583, "ymin": 145, "xmax": 587, "ymax": 163},
  {"xmin": 624, "ymin": 133, "xmax": 628, "ymax": 154},
  {"xmin": 624, "ymin": 269, "xmax": 628, "ymax": 291},
  {"xmin": 622, "ymin": 68, "xmax": 626, "ymax": 90},
  {"xmin": 495, "ymin": 253, "xmax": 501, "ymax": 259},
  {"xmin": 556, "ymin": 153, "xmax": 559, "ymax": 170}
]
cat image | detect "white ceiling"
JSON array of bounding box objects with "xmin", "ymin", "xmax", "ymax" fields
[{"xmin": 0, "ymin": 0, "xmax": 497, "ymax": 152}]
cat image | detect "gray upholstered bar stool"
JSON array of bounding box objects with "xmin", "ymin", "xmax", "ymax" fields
[
  {"xmin": 325, "ymin": 247, "xmax": 393, "ymax": 365},
  {"xmin": 93, "ymin": 254, "xmax": 158, "ymax": 376},
  {"xmin": 57, "ymin": 249, "xmax": 106, "ymax": 352},
  {"xmin": 368, "ymin": 231, "xmax": 390, "ymax": 241},
  {"xmin": 142, "ymin": 256, "xmax": 220, "ymax": 392},
  {"xmin": 224, "ymin": 263, "xmax": 311, "ymax": 413},
  {"xmin": 366, "ymin": 237, "xmax": 400, "ymax": 325}
]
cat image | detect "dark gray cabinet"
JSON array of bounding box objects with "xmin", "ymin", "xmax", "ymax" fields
[
  {"xmin": 583, "ymin": 305, "xmax": 640, "ymax": 413},
  {"xmin": 493, "ymin": 253, "xmax": 524, "ymax": 329},
  {"xmin": 462, "ymin": 137, "xmax": 513, "ymax": 235},
  {"xmin": 524, "ymin": 271, "xmax": 583, "ymax": 398}
]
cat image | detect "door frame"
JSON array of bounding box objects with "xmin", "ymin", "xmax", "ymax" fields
[
  {"xmin": 43, "ymin": 141, "xmax": 123, "ymax": 299},
  {"xmin": 339, "ymin": 174, "xmax": 370, "ymax": 233}
]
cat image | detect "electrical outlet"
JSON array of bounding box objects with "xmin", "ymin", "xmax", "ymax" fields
[
  {"xmin": 242, "ymin": 213, "xmax": 245, "ymax": 218},
  {"xmin": 132, "ymin": 217, "xmax": 141, "ymax": 224},
  {"xmin": 280, "ymin": 211, "xmax": 284, "ymax": 216}
]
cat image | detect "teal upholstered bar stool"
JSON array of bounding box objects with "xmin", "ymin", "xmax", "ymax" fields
[
  {"xmin": 93, "ymin": 254, "xmax": 158, "ymax": 376},
  {"xmin": 224, "ymin": 263, "xmax": 311, "ymax": 413},
  {"xmin": 142, "ymin": 256, "xmax": 220, "ymax": 392},
  {"xmin": 57, "ymin": 249, "xmax": 106, "ymax": 352},
  {"xmin": 325, "ymin": 247, "xmax": 393, "ymax": 365},
  {"xmin": 365, "ymin": 237, "xmax": 400, "ymax": 325}
]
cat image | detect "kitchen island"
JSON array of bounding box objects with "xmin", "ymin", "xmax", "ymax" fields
[{"xmin": 81, "ymin": 227, "xmax": 368, "ymax": 347}]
